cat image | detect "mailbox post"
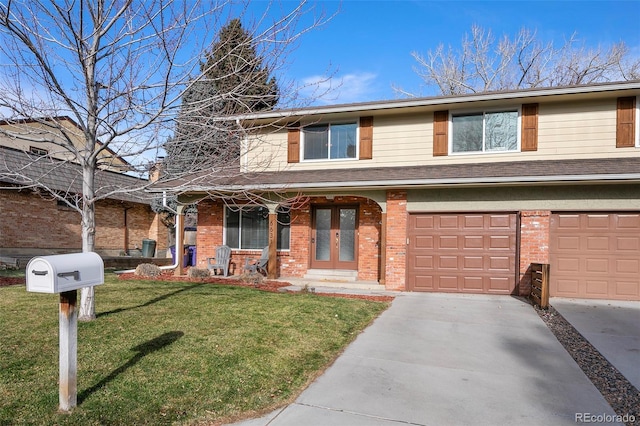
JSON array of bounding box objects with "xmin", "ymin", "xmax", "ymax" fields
[{"xmin": 26, "ymin": 253, "xmax": 104, "ymax": 412}]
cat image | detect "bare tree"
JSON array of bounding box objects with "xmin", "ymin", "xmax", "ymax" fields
[
  {"xmin": 400, "ymin": 24, "xmax": 640, "ymax": 96},
  {"xmin": 0, "ymin": 0, "xmax": 332, "ymax": 320}
]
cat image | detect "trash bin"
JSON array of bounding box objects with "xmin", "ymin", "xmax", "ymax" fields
[
  {"xmin": 142, "ymin": 239, "xmax": 156, "ymax": 258},
  {"xmin": 187, "ymin": 245, "xmax": 197, "ymax": 266}
]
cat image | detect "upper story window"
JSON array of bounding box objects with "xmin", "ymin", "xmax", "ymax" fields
[
  {"xmin": 287, "ymin": 117, "xmax": 373, "ymax": 164},
  {"xmin": 451, "ymin": 110, "xmax": 519, "ymax": 154},
  {"xmin": 302, "ymin": 123, "xmax": 358, "ymax": 161}
]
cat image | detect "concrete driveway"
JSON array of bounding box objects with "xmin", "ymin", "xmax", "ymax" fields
[
  {"xmin": 230, "ymin": 293, "xmax": 619, "ymax": 426},
  {"xmin": 551, "ymin": 297, "xmax": 640, "ymax": 391}
]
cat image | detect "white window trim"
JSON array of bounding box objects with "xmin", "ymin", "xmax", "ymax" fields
[
  {"xmin": 300, "ymin": 121, "xmax": 360, "ymax": 162},
  {"xmin": 448, "ymin": 106, "xmax": 522, "ymax": 155}
]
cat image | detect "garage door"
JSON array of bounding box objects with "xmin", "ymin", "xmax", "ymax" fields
[
  {"xmin": 550, "ymin": 213, "xmax": 640, "ymax": 301},
  {"xmin": 407, "ymin": 213, "xmax": 517, "ymax": 294}
]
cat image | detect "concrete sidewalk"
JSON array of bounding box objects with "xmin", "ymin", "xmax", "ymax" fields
[
  {"xmin": 551, "ymin": 297, "xmax": 640, "ymax": 391},
  {"xmin": 229, "ymin": 293, "xmax": 619, "ymax": 426}
]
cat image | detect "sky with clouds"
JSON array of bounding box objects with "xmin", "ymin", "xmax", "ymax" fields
[{"xmin": 270, "ymin": 0, "xmax": 640, "ymax": 105}]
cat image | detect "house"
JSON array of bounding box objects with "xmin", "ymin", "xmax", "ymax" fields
[
  {"xmin": 153, "ymin": 81, "xmax": 640, "ymax": 301},
  {"xmin": 0, "ymin": 118, "xmax": 168, "ymax": 264}
]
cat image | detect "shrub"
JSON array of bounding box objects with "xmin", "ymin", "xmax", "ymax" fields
[
  {"xmin": 187, "ymin": 268, "xmax": 210, "ymax": 279},
  {"xmin": 134, "ymin": 263, "xmax": 162, "ymax": 277}
]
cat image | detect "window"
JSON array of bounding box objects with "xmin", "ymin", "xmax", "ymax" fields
[
  {"xmin": 225, "ymin": 206, "xmax": 290, "ymax": 250},
  {"xmin": 302, "ymin": 123, "xmax": 357, "ymax": 160},
  {"xmin": 29, "ymin": 146, "xmax": 48, "ymax": 156},
  {"xmin": 451, "ymin": 110, "xmax": 519, "ymax": 153}
]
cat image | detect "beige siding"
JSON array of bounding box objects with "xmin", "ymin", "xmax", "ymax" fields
[{"xmin": 244, "ymin": 97, "xmax": 639, "ymax": 173}]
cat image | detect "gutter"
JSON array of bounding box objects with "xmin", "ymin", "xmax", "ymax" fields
[{"xmin": 156, "ymin": 173, "xmax": 640, "ymax": 193}]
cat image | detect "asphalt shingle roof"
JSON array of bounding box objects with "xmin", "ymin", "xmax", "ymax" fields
[{"xmin": 0, "ymin": 146, "xmax": 152, "ymax": 204}]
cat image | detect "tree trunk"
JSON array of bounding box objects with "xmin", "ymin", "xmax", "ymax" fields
[{"xmin": 79, "ymin": 162, "xmax": 97, "ymax": 321}]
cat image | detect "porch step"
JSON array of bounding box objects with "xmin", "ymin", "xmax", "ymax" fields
[
  {"xmin": 278, "ymin": 277, "xmax": 385, "ymax": 291},
  {"xmin": 304, "ymin": 269, "xmax": 358, "ymax": 282}
]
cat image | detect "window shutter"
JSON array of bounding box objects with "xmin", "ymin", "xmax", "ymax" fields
[
  {"xmin": 616, "ymin": 97, "xmax": 636, "ymax": 148},
  {"xmin": 433, "ymin": 110, "xmax": 448, "ymax": 156},
  {"xmin": 521, "ymin": 103, "xmax": 538, "ymax": 152},
  {"xmin": 359, "ymin": 116, "xmax": 373, "ymax": 160},
  {"xmin": 287, "ymin": 128, "xmax": 300, "ymax": 163}
]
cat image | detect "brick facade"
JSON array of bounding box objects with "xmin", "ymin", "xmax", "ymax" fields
[
  {"xmin": 0, "ymin": 189, "xmax": 164, "ymax": 257},
  {"xmin": 384, "ymin": 191, "xmax": 407, "ymax": 291},
  {"xmin": 192, "ymin": 195, "xmax": 553, "ymax": 295},
  {"xmin": 518, "ymin": 210, "xmax": 551, "ymax": 296}
]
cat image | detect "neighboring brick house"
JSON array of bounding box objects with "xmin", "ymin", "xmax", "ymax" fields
[
  {"xmin": 0, "ymin": 118, "xmax": 168, "ymax": 261},
  {"xmin": 153, "ymin": 81, "xmax": 640, "ymax": 301}
]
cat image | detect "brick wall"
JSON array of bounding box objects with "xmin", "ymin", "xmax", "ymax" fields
[
  {"xmin": 1, "ymin": 189, "xmax": 162, "ymax": 257},
  {"xmin": 518, "ymin": 210, "xmax": 551, "ymax": 296},
  {"xmin": 384, "ymin": 190, "xmax": 407, "ymax": 291}
]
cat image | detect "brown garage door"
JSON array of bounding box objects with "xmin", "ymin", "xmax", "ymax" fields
[
  {"xmin": 407, "ymin": 213, "xmax": 517, "ymax": 294},
  {"xmin": 550, "ymin": 213, "xmax": 640, "ymax": 301}
]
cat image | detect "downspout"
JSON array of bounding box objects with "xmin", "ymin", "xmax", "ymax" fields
[{"xmin": 115, "ymin": 192, "xmax": 182, "ymax": 274}]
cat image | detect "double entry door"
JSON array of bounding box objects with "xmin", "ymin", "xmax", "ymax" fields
[{"xmin": 310, "ymin": 206, "xmax": 358, "ymax": 270}]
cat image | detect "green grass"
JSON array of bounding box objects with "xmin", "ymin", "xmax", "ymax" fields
[{"xmin": 0, "ymin": 274, "xmax": 389, "ymax": 425}]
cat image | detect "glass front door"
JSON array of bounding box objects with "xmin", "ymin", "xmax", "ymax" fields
[{"xmin": 311, "ymin": 206, "xmax": 358, "ymax": 270}]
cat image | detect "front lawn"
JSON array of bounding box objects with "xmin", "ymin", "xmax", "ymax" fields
[{"xmin": 0, "ymin": 274, "xmax": 389, "ymax": 425}]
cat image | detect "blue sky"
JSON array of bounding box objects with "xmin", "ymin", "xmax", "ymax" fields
[{"xmin": 264, "ymin": 0, "xmax": 640, "ymax": 104}]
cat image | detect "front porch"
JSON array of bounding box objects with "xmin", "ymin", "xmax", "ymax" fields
[{"xmin": 179, "ymin": 192, "xmax": 408, "ymax": 291}]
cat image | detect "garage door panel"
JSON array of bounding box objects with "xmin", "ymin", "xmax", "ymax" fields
[
  {"xmin": 439, "ymin": 236, "xmax": 458, "ymax": 249},
  {"xmin": 616, "ymin": 259, "xmax": 639, "ymax": 274},
  {"xmin": 414, "ymin": 216, "xmax": 435, "ymax": 230},
  {"xmin": 617, "ymin": 237, "xmax": 640, "ymax": 251},
  {"xmin": 439, "ymin": 276, "xmax": 459, "ymax": 290},
  {"xmin": 414, "ymin": 255, "xmax": 434, "ymax": 269},
  {"xmin": 464, "ymin": 235, "xmax": 484, "ymax": 249},
  {"xmin": 462, "ymin": 276, "xmax": 483, "ymax": 291},
  {"xmin": 489, "ymin": 235, "xmax": 511, "ymax": 249},
  {"xmin": 617, "ymin": 215, "xmax": 640, "ymax": 228},
  {"xmin": 414, "ymin": 235, "xmax": 434, "ymax": 249},
  {"xmin": 413, "ymin": 275, "xmax": 435, "ymax": 291},
  {"xmin": 408, "ymin": 213, "xmax": 516, "ymax": 294},
  {"xmin": 439, "ymin": 256, "xmax": 458, "ymax": 269},
  {"xmin": 551, "ymin": 213, "xmax": 640, "ymax": 301},
  {"xmin": 439, "ymin": 216, "xmax": 459, "ymax": 228},
  {"xmin": 586, "ymin": 236, "xmax": 609, "ymax": 251},
  {"xmin": 489, "ymin": 256, "xmax": 511, "ymax": 271},
  {"xmin": 463, "ymin": 256, "xmax": 483, "ymax": 270},
  {"xmin": 616, "ymin": 281, "xmax": 640, "ymax": 297},
  {"xmin": 557, "ymin": 214, "xmax": 580, "ymax": 228},
  {"xmin": 585, "ymin": 258, "xmax": 609, "ymax": 273},
  {"xmin": 489, "ymin": 215, "xmax": 512, "ymax": 229},
  {"xmin": 489, "ymin": 277, "xmax": 511, "ymax": 292},
  {"xmin": 463, "ymin": 215, "xmax": 484, "ymax": 228},
  {"xmin": 556, "ymin": 257, "xmax": 580, "ymax": 273},
  {"xmin": 585, "ymin": 280, "xmax": 609, "ymax": 297}
]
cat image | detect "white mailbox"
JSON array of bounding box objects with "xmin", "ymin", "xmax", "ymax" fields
[{"xmin": 26, "ymin": 253, "xmax": 104, "ymax": 294}]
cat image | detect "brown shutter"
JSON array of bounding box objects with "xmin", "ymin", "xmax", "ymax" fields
[
  {"xmin": 287, "ymin": 127, "xmax": 300, "ymax": 163},
  {"xmin": 521, "ymin": 103, "xmax": 538, "ymax": 152},
  {"xmin": 617, "ymin": 97, "xmax": 636, "ymax": 148},
  {"xmin": 359, "ymin": 116, "xmax": 373, "ymax": 160},
  {"xmin": 433, "ymin": 110, "xmax": 448, "ymax": 156}
]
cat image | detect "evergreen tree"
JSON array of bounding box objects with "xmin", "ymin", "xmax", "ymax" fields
[{"xmin": 164, "ymin": 19, "xmax": 279, "ymax": 177}]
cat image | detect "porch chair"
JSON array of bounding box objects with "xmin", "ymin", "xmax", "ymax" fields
[
  {"xmin": 243, "ymin": 246, "xmax": 269, "ymax": 275},
  {"xmin": 207, "ymin": 245, "xmax": 232, "ymax": 277}
]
